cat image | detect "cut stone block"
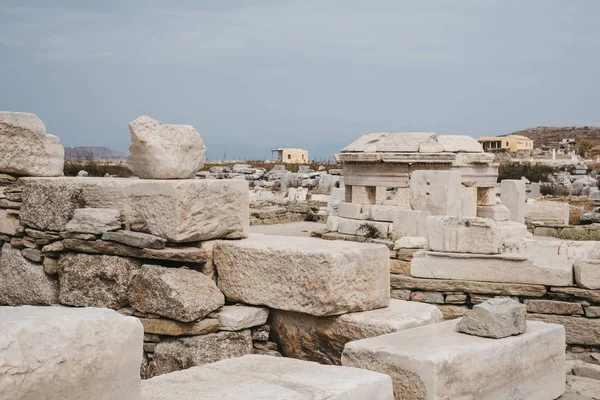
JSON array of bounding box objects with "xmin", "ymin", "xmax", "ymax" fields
[
  {"xmin": 270, "ymin": 300, "xmax": 443, "ymax": 365},
  {"xmin": 393, "ymin": 236, "xmax": 426, "ymax": 250},
  {"xmin": 0, "ymin": 209, "xmax": 20, "ymax": 236},
  {"xmin": 574, "ymin": 260, "xmax": 600, "ymax": 290},
  {"xmin": 525, "ymin": 299, "xmax": 583, "ymax": 315},
  {"xmin": 0, "ymin": 243, "xmax": 58, "ymax": 306},
  {"xmin": 211, "ymin": 305, "xmax": 269, "ymax": 331},
  {"xmin": 460, "ymin": 186, "xmax": 477, "ymax": 217},
  {"xmin": 572, "ymin": 362, "xmax": 600, "ymax": 381},
  {"xmin": 363, "ymin": 204, "xmax": 399, "ymax": 222},
  {"xmin": 458, "ymin": 298, "xmax": 526, "ymax": 338},
  {"xmin": 426, "ymin": 216, "xmax": 501, "ymax": 254},
  {"xmin": 58, "ymin": 253, "xmax": 142, "ymax": 309},
  {"xmin": 149, "ymin": 330, "xmax": 253, "ymax": 377},
  {"xmin": 142, "ymin": 355, "xmax": 394, "ymax": 400},
  {"xmin": 342, "ymin": 320, "xmax": 566, "ymax": 400},
  {"xmin": 525, "ymin": 200, "xmax": 570, "ymax": 225},
  {"xmin": 128, "ymin": 265, "xmax": 224, "ymax": 322},
  {"xmin": 127, "ymin": 115, "xmax": 206, "ymax": 179},
  {"xmin": 0, "ymin": 306, "xmax": 143, "ymax": 400},
  {"xmin": 138, "ymin": 317, "xmax": 219, "ymax": 336},
  {"xmin": 502, "ymin": 238, "xmax": 566, "ymax": 268},
  {"xmin": 410, "ymin": 170, "xmax": 462, "ymax": 216},
  {"xmin": 326, "ymin": 215, "xmax": 341, "ymax": 231},
  {"xmin": 338, "ymin": 202, "xmax": 363, "ymax": 219},
  {"xmin": 411, "ymin": 250, "xmax": 573, "ymax": 286},
  {"xmin": 390, "ymin": 210, "xmax": 429, "ymax": 239},
  {"xmin": 0, "ymin": 111, "xmax": 64, "ymax": 177},
  {"xmin": 214, "ymin": 235, "xmax": 390, "ymax": 316},
  {"xmin": 65, "ymin": 208, "xmax": 121, "ymax": 234},
  {"xmin": 337, "ymin": 217, "xmax": 390, "ymax": 237},
  {"xmin": 528, "ymin": 314, "xmax": 600, "ymax": 345},
  {"xmin": 102, "ymin": 230, "xmax": 167, "ymax": 249},
  {"xmin": 476, "ymin": 204, "xmax": 510, "ymax": 221},
  {"xmin": 20, "ymin": 177, "xmax": 249, "ymax": 242},
  {"xmin": 501, "ymin": 179, "xmax": 525, "ymax": 223}
]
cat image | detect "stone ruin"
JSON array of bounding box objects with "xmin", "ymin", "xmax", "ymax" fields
[{"xmin": 1, "ymin": 113, "xmax": 599, "ymax": 398}]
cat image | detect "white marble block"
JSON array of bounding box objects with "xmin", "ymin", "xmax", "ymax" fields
[
  {"xmin": 410, "ymin": 170, "xmax": 462, "ymax": 216},
  {"xmin": 391, "ymin": 209, "xmax": 430, "ymax": 239},
  {"xmin": 411, "ymin": 250, "xmax": 573, "ymax": 286},
  {"xmin": 0, "ymin": 111, "xmax": 64, "ymax": 177},
  {"xmin": 142, "ymin": 355, "xmax": 394, "ymax": 400},
  {"xmin": 214, "ymin": 235, "xmax": 390, "ymax": 316},
  {"xmin": 0, "ymin": 306, "xmax": 143, "ymax": 400},
  {"xmin": 501, "ymin": 180, "xmax": 526, "ymax": 224},
  {"xmin": 20, "ymin": 177, "xmax": 249, "ymax": 242},
  {"xmin": 426, "ymin": 216, "xmax": 502, "ymax": 254},
  {"xmin": 342, "ymin": 320, "xmax": 565, "ymax": 400}
]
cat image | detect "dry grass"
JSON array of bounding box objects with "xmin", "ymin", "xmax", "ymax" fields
[{"xmin": 64, "ymin": 158, "xmax": 133, "ymax": 177}]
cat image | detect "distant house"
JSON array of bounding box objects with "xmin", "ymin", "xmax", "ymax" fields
[
  {"xmin": 477, "ymin": 135, "xmax": 533, "ymax": 152},
  {"xmin": 272, "ymin": 148, "xmax": 308, "ymax": 164}
]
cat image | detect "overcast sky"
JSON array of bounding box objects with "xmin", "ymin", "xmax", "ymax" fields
[{"xmin": 1, "ymin": 1, "xmax": 599, "ymax": 160}]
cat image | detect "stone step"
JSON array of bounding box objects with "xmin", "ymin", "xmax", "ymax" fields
[
  {"xmin": 342, "ymin": 320, "xmax": 565, "ymax": 400},
  {"xmin": 411, "ymin": 250, "xmax": 573, "ymax": 286},
  {"xmin": 141, "ymin": 355, "xmax": 394, "ymax": 400},
  {"xmin": 0, "ymin": 306, "xmax": 143, "ymax": 400},
  {"xmin": 214, "ymin": 235, "xmax": 390, "ymax": 316},
  {"xmin": 270, "ymin": 299, "xmax": 443, "ymax": 365}
]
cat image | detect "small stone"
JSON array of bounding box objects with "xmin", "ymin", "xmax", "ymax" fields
[
  {"xmin": 144, "ymin": 333, "xmax": 161, "ymax": 342},
  {"xmin": 134, "ymin": 311, "xmax": 162, "ymax": 319},
  {"xmin": 396, "ymin": 248, "xmax": 419, "ymax": 262},
  {"xmin": 211, "ymin": 305, "xmax": 269, "ymax": 331},
  {"xmin": 458, "ymin": 297, "xmax": 526, "ymax": 339},
  {"xmin": 389, "ymin": 259, "xmax": 411, "ymax": 274},
  {"xmin": 138, "ymin": 317, "xmax": 219, "ymax": 336},
  {"xmin": 21, "ymin": 248, "xmax": 42, "ymax": 263},
  {"xmin": 128, "ymin": 265, "xmax": 225, "ymax": 322},
  {"xmin": 393, "ymin": 236, "xmax": 427, "ymax": 250},
  {"xmin": 0, "ymin": 199, "xmax": 22, "ymax": 209},
  {"xmin": 445, "ymin": 293, "xmax": 467, "ymax": 304},
  {"xmin": 102, "ymin": 230, "xmax": 166, "ymax": 249},
  {"xmin": 0, "ymin": 209, "xmax": 20, "ymax": 236},
  {"xmin": 390, "ymin": 289, "xmax": 411, "ymax": 301},
  {"xmin": 573, "ymin": 362, "xmax": 600, "ymax": 381},
  {"xmin": 436, "ymin": 305, "xmax": 469, "ymax": 320},
  {"xmin": 253, "ymin": 341, "xmax": 278, "ymax": 351},
  {"xmin": 42, "ymin": 257, "xmax": 59, "ymax": 275},
  {"xmin": 41, "ymin": 241, "xmax": 64, "ymax": 253},
  {"xmin": 60, "ymin": 231, "xmax": 97, "ymax": 240},
  {"xmin": 410, "ymin": 291, "xmax": 444, "ymax": 304},
  {"xmin": 251, "ymin": 325, "xmax": 270, "ymax": 341},
  {"xmin": 117, "ymin": 307, "xmax": 135, "ymax": 316},
  {"xmin": 585, "ymin": 307, "xmax": 600, "ymax": 318},
  {"xmin": 575, "ymin": 260, "xmax": 600, "ymax": 290},
  {"xmin": 252, "ymin": 348, "xmax": 282, "ymax": 357},
  {"xmin": 144, "ymin": 342, "xmax": 157, "ymax": 353},
  {"xmin": 469, "ymin": 294, "xmax": 491, "ymax": 305},
  {"xmin": 65, "ymin": 208, "xmax": 121, "ymax": 235}
]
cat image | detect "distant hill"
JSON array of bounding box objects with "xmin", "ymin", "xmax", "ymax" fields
[
  {"xmin": 507, "ymin": 126, "xmax": 600, "ymax": 149},
  {"xmin": 65, "ymin": 146, "xmax": 127, "ymax": 160}
]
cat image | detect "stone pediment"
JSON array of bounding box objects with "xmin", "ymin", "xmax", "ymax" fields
[{"xmin": 341, "ymin": 132, "xmax": 483, "ymax": 154}]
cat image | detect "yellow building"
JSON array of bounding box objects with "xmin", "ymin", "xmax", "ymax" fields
[
  {"xmin": 477, "ymin": 135, "xmax": 533, "ymax": 152},
  {"xmin": 272, "ymin": 148, "xmax": 309, "ymax": 164}
]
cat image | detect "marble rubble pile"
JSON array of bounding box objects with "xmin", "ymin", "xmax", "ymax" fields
[{"xmin": 547, "ymin": 165, "xmax": 598, "ymax": 196}]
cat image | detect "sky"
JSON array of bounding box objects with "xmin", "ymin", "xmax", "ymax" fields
[{"xmin": 1, "ymin": 1, "xmax": 599, "ymax": 161}]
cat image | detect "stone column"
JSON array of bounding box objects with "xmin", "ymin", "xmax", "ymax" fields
[{"xmin": 500, "ymin": 180, "xmax": 526, "ymax": 223}]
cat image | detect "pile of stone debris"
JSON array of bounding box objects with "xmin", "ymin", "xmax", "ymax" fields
[{"xmin": 197, "ymin": 163, "xmax": 343, "ymax": 191}]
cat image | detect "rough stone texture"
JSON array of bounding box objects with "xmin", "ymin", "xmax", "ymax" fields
[
  {"xmin": 573, "ymin": 362, "xmax": 600, "ymax": 381},
  {"xmin": 0, "ymin": 306, "xmax": 142, "ymax": 400},
  {"xmin": 0, "ymin": 209, "xmax": 20, "ymax": 236},
  {"xmin": 127, "ymin": 115, "xmax": 206, "ymax": 179},
  {"xmin": 410, "ymin": 291, "xmax": 444, "ymax": 304},
  {"xmin": 426, "ymin": 216, "xmax": 501, "ymax": 254},
  {"xmin": 436, "ymin": 305, "xmax": 469, "ymax": 320},
  {"xmin": 270, "ymin": 300, "xmax": 442, "ymax": 365},
  {"xmin": 585, "ymin": 306, "xmax": 600, "ymax": 318},
  {"xmin": 575, "ymin": 260, "xmax": 600, "ymax": 290},
  {"xmin": 501, "ymin": 179, "xmax": 526, "ymax": 223},
  {"xmin": 458, "ymin": 298, "xmax": 526, "ymax": 339},
  {"xmin": 550, "ymin": 287, "xmax": 600, "ymax": 303},
  {"xmin": 411, "ymin": 250, "xmax": 573, "ymax": 286},
  {"xmin": 214, "ymin": 235, "xmax": 390, "ymax": 316},
  {"xmin": 212, "ymin": 305, "xmax": 269, "ymax": 331},
  {"xmin": 525, "ymin": 299, "xmax": 584, "ymax": 315},
  {"xmin": 21, "ymin": 248, "xmax": 42, "ymax": 262},
  {"xmin": 20, "ymin": 177, "xmax": 249, "ymax": 242},
  {"xmin": 410, "ymin": 170, "xmax": 462, "ymax": 216},
  {"xmin": 43, "ymin": 257, "xmax": 59, "ymax": 275},
  {"xmin": 0, "ymin": 111, "xmax": 64, "ymax": 177},
  {"xmin": 391, "ymin": 210, "xmax": 429, "ymax": 239},
  {"xmin": 128, "ymin": 265, "xmax": 224, "ymax": 322},
  {"xmin": 528, "ymin": 314, "xmax": 600, "ymax": 345},
  {"xmin": 63, "ymin": 239, "xmax": 211, "ymax": 263},
  {"xmin": 58, "ymin": 253, "xmax": 141, "ymax": 309},
  {"xmin": 563, "ymin": 375, "xmax": 600, "ymax": 399},
  {"xmin": 390, "ymin": 259, "xmax": 411, "ymax": 274},
  {"xmin": 102, "ymin": 230, "xmax": 166, "ymax": 249},
  {"xmin": 65, "ymin": 208, "xmax": 121, "ymax": 234},
  {"xmin": 394, "ymin": 236, "xmax": 426, "ymax": 250},
  {"xmin": 150, "ymin": 330, "xmax": 254, "ymax": 377},
  {"xmin": 138, "ymin": 317, "xmax": 219, "ymax": 336},
  {"xmin": 0, "ymin": 244, "xmax": 58, "ymax": 306},
  {"xmin": 391, "ymin": 274, "xmax": 547, "ymax": 296},
  {"xmin": 476, "ymin": 204, "xmax": 511, "ymax": 221},
  {"xmin": 342, "ymin": 320, "xmax": 566, "ymax": 400},
  {"xmin": 142, "ymin": 355, "xmax": 394, "ymax": 400}
]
